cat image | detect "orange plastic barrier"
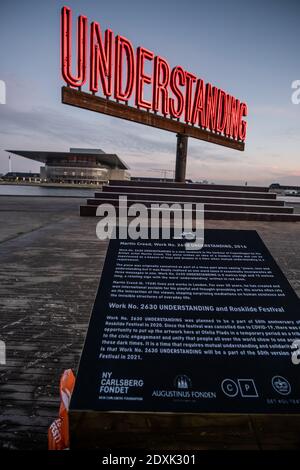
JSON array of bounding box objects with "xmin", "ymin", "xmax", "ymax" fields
[{"xmin": 48, "ymin": 369, "xmax": 75, "ymax": 450}]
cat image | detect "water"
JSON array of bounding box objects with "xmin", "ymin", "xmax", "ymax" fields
[
  {"xmin": 1, "ymin": 184, "xmax": 299, "ymax": 204},
  {"xmin": 0, "ymin": 184, "xmax": 96, "ymax": 198},
  {"xmin": 278, "ymin": 196, "xmax": 300, "ymax": 204}
]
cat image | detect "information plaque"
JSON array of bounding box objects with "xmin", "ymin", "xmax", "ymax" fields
[{"xmin": 70, "ymin": 229, "xmax": 300, "ymax": 414}]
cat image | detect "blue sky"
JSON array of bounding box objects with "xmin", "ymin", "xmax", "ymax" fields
[{"xmin": 0, "ymin": 0, "xmax": 299, "ymax": 185}]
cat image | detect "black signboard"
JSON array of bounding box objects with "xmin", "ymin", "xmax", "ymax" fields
[{"xmin": 70, "ymin": 229, "xmax": 300, "ymax": 414}]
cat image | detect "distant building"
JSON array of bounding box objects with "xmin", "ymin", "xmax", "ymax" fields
[
  {"xmin": 131, "ymin": 176, "xmax": 175, "ymax": 183},
  {"xmin": 2, "ymin": 172, "xmax": 40, "ymax": 182},
  {"xmin": 270, "ymin": 183, "xmax": 300, "ymax": 196},
  {"xmin": 132, "ymin": 177, "xmax": 193, "ymax": 183},
  {"xmin": 6, "ymin": 148, "xmax": 130, "ymax": 184}
]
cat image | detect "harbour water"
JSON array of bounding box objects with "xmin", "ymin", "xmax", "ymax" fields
[
  {"xmin": 0, "ymin": 184, "xmax": 95, "ymax": 198},
  {"xmin": 0, "ymin": 184, "xmax": 299, "ymax": 204},
  {"xmin": 278, "ymin": 195, "xmax": 300, "ymax": 204}
]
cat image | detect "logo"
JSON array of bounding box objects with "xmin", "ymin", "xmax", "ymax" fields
[
  {"xmin": 99, "ymin": 371, "xmax": 144, "ymax": 400},
  {"xmin": 0, "ymin": 340, "xmax": 6, "ymax": 365},
  {"xmin": 95, "ymin": 196, "xmax": 204, "ymax": 251},
  {"xmin": 238, "ymin": 379, "xmax": 258, "ymax": 397},
  {"xmin": 174, "ymin": 375, "xmax": 192, "ymax": 390},
  {"xmin": 291, "ymin": 339, "xmax": 300, "ymax": 365},
  {"xmin": 153, "ymin": 376, "xmax": 216, "ymax": 399},
  {"xmin": 0, "ymin": 80, "xmax": 6, "ymax": 105},
  {"xmin": 221, "ymin": 378, "xmax": 259, "ymax": 398},
  {"xmin": 291, "ymin": 80, "xmax": 300, "ymax": 104},
  {"xmin": 271, "ymin": 376, "xmax": 291, "ymax": 396},
  {"xmin": 221, "ymin": 379, "xmax": 239, "ymax": 397},
  {"xmin": 178, "ymin": 231, "xmax": 196, "ymax": 240}
]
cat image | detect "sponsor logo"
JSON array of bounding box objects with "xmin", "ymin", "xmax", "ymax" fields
[
  {"xmin": 221, "ymin": 378, "xmax": 259, "ymax": 398},
  {"xmin": 152, "ymin": 375, "xmax": 216, "ymax": 400},
  {"xmin": 99, "ymin": 371, "xmax": 144, "ymax": 401},
  {"xmin": 174, "ymin": 375, "xmax": 191, "ymax": 390},
  {"xmin": 271, "ymin": 376, "xmax": 291, "ymax": 396}
]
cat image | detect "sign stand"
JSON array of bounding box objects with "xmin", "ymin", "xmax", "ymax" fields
[{"xmin": 175, "ymin": 134, "xmax": 188, "ymax": 182}]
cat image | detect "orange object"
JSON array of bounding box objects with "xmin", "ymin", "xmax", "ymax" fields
[{"xmin": 48, "ymin": 369, "xmax": 75, "ymax": 450}]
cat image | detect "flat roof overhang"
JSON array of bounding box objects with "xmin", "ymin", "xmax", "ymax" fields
[{"xmin": 6, "ymin": 150, "xmax": 129, "ymax": 170}]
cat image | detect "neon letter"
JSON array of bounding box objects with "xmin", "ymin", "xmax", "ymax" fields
[
  {"xmin": 216, "ymin": 90, "xmax": 227, "ymax": 133},
  {"xmin": 61, "ymin": 6, "xmax": 87, "ymax": 87},
  {"xmin": 230, "ymin": 98, "xmax": 240, "ymax": 140},
  {"xmin": 90, "ymin": 22, "xmax": 113, "ymax": 96},
  {"xmin": 135, "ymin": 47, "xmax": 154, "ymax": 109},
  {"xmin": 169, "ymin": 66, "xmax": 186, "ymax": 118},
  {"xmin": 238, "ymin": 102, "xmax": 248, "ymax": 141},
  {"xmin": 184, "ymin": 72, "xmax": 197, "ymax": 123},
  {"xmin": 191, "ymin": 79, "xmax": 206, "ymax": 127},
  {"xmin": 205, "ymin": 84, "xmax": 218, "ymax": 131},
  {"xmin": 152, "ymin": 56, "xmax": 171, "ymax": 116},
  {"xmin": 114, "ymin": 35, "xmax": 135, "ymax": 102}
]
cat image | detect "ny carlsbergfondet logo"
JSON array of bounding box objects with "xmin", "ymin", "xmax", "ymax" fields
[{"xmin": 99, "ymin": 371, "xmax": 144, "ymax": 401}]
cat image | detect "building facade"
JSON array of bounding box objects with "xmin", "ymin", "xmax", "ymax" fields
[{"xmin": 6, "ymin": 148, "xmax": 130, "ymax": 184}]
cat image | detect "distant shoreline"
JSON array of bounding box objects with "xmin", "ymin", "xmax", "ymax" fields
[{"xmin": 0, "ymin": 181, "xmax": 102, "ymax": 189}]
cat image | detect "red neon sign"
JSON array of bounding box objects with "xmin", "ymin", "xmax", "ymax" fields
[
  {"xmin": 135, "ymin": 47, "xmax": 154, "ymax": 110},
  {"xmin": 61, "ymin": 6, "xmax": 248, "ymax": 142},
  {"xmin": 61, "ymin": 7, "xmax": 87, "ymax": 87},
  {"xmin": 89, "ymin": 22, "xmax": 113, "ymax": 96}
]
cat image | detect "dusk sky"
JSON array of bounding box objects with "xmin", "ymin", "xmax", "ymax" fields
[{"xmin": 1, "ymin": 0, "xmax": 299, "ymax": 185}]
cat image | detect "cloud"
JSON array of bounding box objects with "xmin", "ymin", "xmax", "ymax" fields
[
  {"xmin": 0, "ymin": 104, "xmax": 176, "ymax": 155},
  {"xmin": 0, "ymin": 104, "xmax": 239, "ymax": 173},
  {"xmin": 251, "ymin": 105, "xmax": 296, "ymax": 117},
  {"xmin": 0, "ymin": 103, "xmax": 299, "ymax": 185}
]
